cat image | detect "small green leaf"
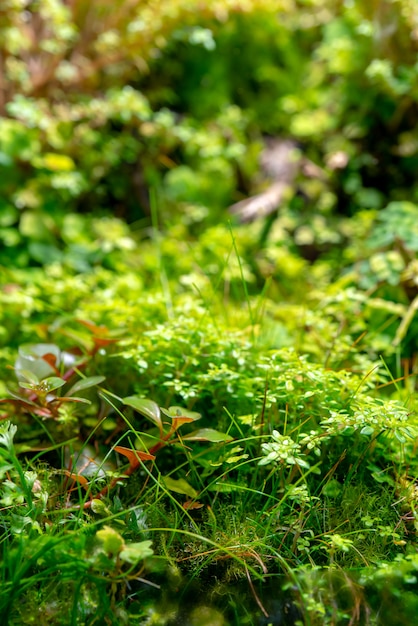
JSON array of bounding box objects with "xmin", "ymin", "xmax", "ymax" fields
[
  {"xmin": 394, "ymin": 429, "xmax": 407, "ymax": 443},
  {"xmin": 123, "ymin": 397, "xmax": 162, "ymax": 430},
  {"xmin": 91, "ymin": 499, "xmax": 112, "ymax": 516},
  {"xmin": 0, "ymin": 421, "xmax": 17, "ymax": 451},
  {"xmin": 66, "ymin": 375, "xmax": 106, "ymax": 396},
  {"xmin": 162, "ymin": 476, "xmax": 198, "ymax": 498},
  {"xmin": 225, "ymin": 454, "xmax": 249, "ymax": 464},
  {"xmin": 182, "ymin": 428, "xmax": 233, "ymax": 442},
  {"xmin": 96, "ymin": 526, "xmax": 124, "ymax": 555},
  {"xmin": 360, "ymin": 425, "xmax": 374, "ymax": 436},
  {"xmin": 41, "ymin": 377, "xmax": 66, "ymax": 392},
  {"xmin": 120, "ymin": 540, "xmax": 153, "ymax": 565},
  {"xmin": 161, "ymin": 406, "xmax": 201, "ymax": 421}
]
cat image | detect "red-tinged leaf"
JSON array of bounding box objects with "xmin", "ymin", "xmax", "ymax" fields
[
  {"xmin": 0, "ymin": 397, "xmax": 39, "ymax": 409},
  {"xmin": 76, "ymin": 319, "xmax": 109, "ymax": 336},
  {"xmin": 92, "ymin": 337, "xmax": 119, "ymax": 348},
  {"xmin": 41, "ymin": 353, "xmax": 58, "ymax": 370},
  {"xmin": 34, "ymin": 407, "xmax": 53, "ymax": 418},
  {"xmin": 64, "ymin": 470, "xmax": 89, "ymax": 488},
  {"xmin": 114, "ymin": 446, "xmax": 155, "ymax": 469},
  {"xmin": 183, "ymin": 500, "xmax": 205, "ymax": 510},
  {"xmin": 122, "ymin": 397, "xmax": 162, "ymax": 431},
  {"xmin": 171, "ymin": 416, "xmax": 196, "ymax": 431},
  {"xmin": 182, "ymin": 429, "xmax": 234, "ymax": 443}
]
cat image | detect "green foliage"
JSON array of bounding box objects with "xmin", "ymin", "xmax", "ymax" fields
[{"xmin": 1, "ymin": 0, "xmax": 418, "ymax": 623}]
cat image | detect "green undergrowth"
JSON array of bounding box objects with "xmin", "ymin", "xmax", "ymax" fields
[{"xmin": 0, "ymin": 207, "xmax": 418, "ymax": 625}]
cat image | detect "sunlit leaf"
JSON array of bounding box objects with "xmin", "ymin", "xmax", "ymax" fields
[
  {"xmin": 161, "ymin": 406, "xmax": 201, "ymax": 421},
  {"xmin": 360, "ymin": 425, "xmax": 374, "ymax": 436},
  {"xmin": 394, "ymin": 429, "xmax": 407, "ymax": 443},
  {"xmin": 91, "ymin": 499, "xmax": 112, "ymax": 516},
  {"xmin": 171, "ymin": 416, "xmax": 196, "ymax": 431},
  {"xmin": 225, "ymin": 453, "xmax": 249, "ymax": 463},
  {"xmin": 162, "ymin": 476, "xmax": 198, "ymax": 498},
  {"xmin": 0, "ymin": 421, "xmax": 17, "ymax": 450},
  {"xmin": 182, "ymin": 428, "xmax": 233, "ymax": 442},
  {"xmin": 120, "ymin": 540, "xmax": 153, "ymax": 564},
  {"xmin": 96, "ymin": 525, "xmax": 124, "ymax": 555},
  {"xmin": 122, "ymin": 396, "xmax": 162, "ymax": 431},
  {"xmin": 114, "ymin": 445, "xmax": 155, "ymax": 469},
  {"xmin": 41, "ymin": 377, "xmax": 66, "ymax": 392}
]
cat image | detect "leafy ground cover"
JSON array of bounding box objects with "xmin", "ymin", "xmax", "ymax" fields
[
  {"xmin": 1, "ymin": 204, "xmax": 417, "ymax": 625},
  {"xmin": 1, "ymin": 1, "xmax": 418, "ymax": 624}
]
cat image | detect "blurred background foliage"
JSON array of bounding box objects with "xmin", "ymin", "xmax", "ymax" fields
[{"xmin": 0, "ymin": 0, "xmax": 417, "ymax": 365}]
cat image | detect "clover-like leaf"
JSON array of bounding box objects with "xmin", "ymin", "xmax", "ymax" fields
[
  {"xmin": 120, "ymin": 540, "xmax": 153, "ymax": 565},
  {"xmin": 96, "ymin": 526, "xmax": 124, "ymax": 556}
]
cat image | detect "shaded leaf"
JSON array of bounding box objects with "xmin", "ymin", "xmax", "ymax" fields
[
  {"xmin": 66, "ymin": 375, "xmax": 106, "ymax": 396},
  {"xmin": 51, "ymin": 396, "xmax": 91, "ymax": 404},
  {"xmin": 0, "ymin": 397, "xmax": 39, "ymax": 409},
  {"xmin": 64, "ymin": 470, "xmax": 89, "ymax": 488},
  {"xmin": 183, "ymin": 500, "xmax": 205, "ymax": 510},
  {"xmin": 207, "ymin": 481, "xmax": 241, "ymax": 493}
]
